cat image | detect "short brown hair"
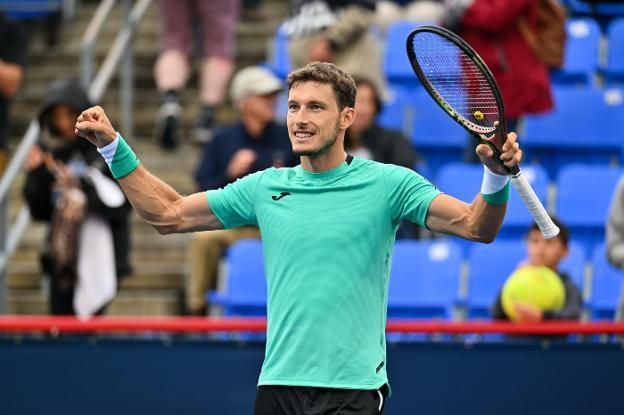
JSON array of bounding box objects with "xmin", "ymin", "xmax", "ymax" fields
[
  {"xmin": 287, "ymin": 62, "xmax": 357, "ymax": 110},
  {"xmin": 529, "ymin": 216, "xmax": 569, "ymax": 247}
]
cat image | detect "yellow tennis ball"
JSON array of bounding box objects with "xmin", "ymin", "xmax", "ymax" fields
[
  {"xmin": 473, "ymin": 111, "xmax": 484, "ymax": 121},
  {"xmin": 501, "ymin": 266, "xmax": 565, "ymax": 321}
]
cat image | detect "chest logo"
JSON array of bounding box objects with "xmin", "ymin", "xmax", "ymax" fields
[{"xmin": 271, "ymin": 191, "xmax": 291, "ymax": 201}]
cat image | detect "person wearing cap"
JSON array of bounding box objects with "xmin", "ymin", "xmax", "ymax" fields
[
  {"xmin": 187, "ymin": 66, "xmax": 297, "ymax": 315},
  {"xmin": 22, "ymin": 78, "xmax": 132, "ymax": 316}
]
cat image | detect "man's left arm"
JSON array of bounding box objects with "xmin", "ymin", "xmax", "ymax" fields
[{"xmin": 425, "ymin": 133, "xmax": 522, "ymax": 243}]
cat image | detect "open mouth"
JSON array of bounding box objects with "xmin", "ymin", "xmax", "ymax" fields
[{"xmin": 293, "ymin": 130, "xmax": 314, "ymax": 141}]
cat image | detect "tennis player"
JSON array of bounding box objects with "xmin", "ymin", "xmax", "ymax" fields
[{"xmin": 75, "ymin": 62, "xmax": 521, "ymax": 414}]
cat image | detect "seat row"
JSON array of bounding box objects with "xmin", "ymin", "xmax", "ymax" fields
[{"xmin": 210, "ymin": 238, "xmax": 622, "ymax": 322}]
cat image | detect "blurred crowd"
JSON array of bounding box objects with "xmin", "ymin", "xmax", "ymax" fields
[{"xmin": 0, "ymin": 0, "xmax": 622, "ymax": 324}]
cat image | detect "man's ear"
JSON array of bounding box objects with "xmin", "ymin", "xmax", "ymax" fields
[{"xmin": 339, "ymin": 107, "xmax": 355, "ymax": 130}]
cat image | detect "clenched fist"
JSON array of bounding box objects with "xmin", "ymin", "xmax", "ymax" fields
[{"xmin": 74, "ymin": 106, "xmax": 118, "ymax": 148}]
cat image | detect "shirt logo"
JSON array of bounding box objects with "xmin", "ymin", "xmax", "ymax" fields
[{"xmin": 271, "ymin": 191, "xmax": 291, "ymax": 201}]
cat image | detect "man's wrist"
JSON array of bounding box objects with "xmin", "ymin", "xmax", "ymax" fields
[
  {"xmin": 97, "ymin": 133, "xmax": 140, "ymax": 179},
  {"xmin": 481, "ymin": 166, "xmax": 510, "ymax": 205}
]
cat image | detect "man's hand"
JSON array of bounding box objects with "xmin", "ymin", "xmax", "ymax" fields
[
  {"xmin": 226, "ymin": 149, "xmax": 257, "ymax": 180},
  {"xmin": 476, "ymin": 130, "xmax": 522, "ymax": 176},
  {"xmin": 75, "ymin": 106, "xmax": 118, "ymax": 148},
  {"xmin": 513, "ymin": 303, "xmax": 543, "ymax": 323}
]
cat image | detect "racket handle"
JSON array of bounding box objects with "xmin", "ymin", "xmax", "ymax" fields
[{"xmin": 510, "ymin": 171, "xmax": 560, "ymax": 239}]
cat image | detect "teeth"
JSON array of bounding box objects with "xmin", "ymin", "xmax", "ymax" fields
[{"xmin": 295, "ymin": 132, "xmax": 312, "ymax": 138}]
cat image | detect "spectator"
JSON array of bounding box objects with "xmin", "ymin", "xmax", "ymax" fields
[
  {"xmin": 154, "ymin": 0, "xmax": 240, "ymax": 150},
  {"xmin": 607, "ymin": 177, "xmax": 624, "ymax": 320},
  {"xmin": 0, "ymin": 12, "xmax": 27, "ymax": 175},
  {"xmin": 188, "ymin": 66, "xmax": 297, "ymax": 315},
  {"xmin": 376, "ymin": 0, "xmax": 444, "ymax": 31},
  {"xmin": 345, "ymin": 77, "xmax": 418, "ymax": 168},
  {"xmin": 443, "ymin": 0, "xmax": 554, "ymax": 162},
  {"xmin": 284, "ymin": 0, "xmax": 388, "ymax": 98},
  {"xmin": 22, "ymin": 79, "xmax": 132, "ymax": 317},
  {"xmin": 492, "ymin": 217, "xmax": 583, "ymax": 322}
]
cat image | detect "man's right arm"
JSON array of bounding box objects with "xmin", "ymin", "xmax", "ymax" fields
[
  {"xmin": 118, "ymin": 165, "xmax": 223, "ymax": 234},
  {"xmin": 75, "ymin": 106, "xmax": 224, "ymax": 234}
]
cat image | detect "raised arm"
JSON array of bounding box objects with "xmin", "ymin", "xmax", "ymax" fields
[
  {"xmin": 75, "ymin": 106, "xmax": 224, "ymax": 234},
  {"xmin": 426, "ymin": 133, "xmax": 522, "ymax": 243}
]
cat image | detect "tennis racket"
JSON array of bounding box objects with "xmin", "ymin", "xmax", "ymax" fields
[{"xmin": 406, "ymin": 25, "xmax": 559, "ymax": 239}]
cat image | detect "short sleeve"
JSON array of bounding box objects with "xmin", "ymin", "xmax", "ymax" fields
[
  {"xmin": 383, "ymin": 165, "xmax": 441, "ymax": 226},
  {"xmin": 206, "ymin": 171, "xmax": 263, "ymax": 228}
]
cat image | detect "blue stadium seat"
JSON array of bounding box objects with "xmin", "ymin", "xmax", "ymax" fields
[
  {"xmin": 564, "ymin": 0, "xmax": 624, "ymax": 15},
  {"xmin": 522, "ymin": 87, "xmax": 624, "ymax": 177},
  {"xmin": 209, "ymin": 239, "xmax": 267, "ymax": 317},
  {"xmin": 551, "ymin": 18, "xmax": 601, "ymax": 86},
  {"xmin": 556, "ymin": 165, "xmax": 624, "ymax": 252},
  {"xmin": 0, "ymin": 0, "xmax": 62, "ymax": 19},
  {"xmin": 465, "ymin": 240, "xmax": 527, "ymax": 319},
  {"xmin": 410, "ymin": 92, "xmax": 466, "ymax": 174},
  {"xmin": 387, "ymin": 240, "xmax": 462, "ymax": 319},
  {"xmin": 603, "ymin": 18, "xmax": 624, "ymax": 85},
  {"xmin": 560, "ymin": 241, "xmax": 587, "ymax": 293},
  {"xmin": 377, "ymin": 86, "xmax": 412, "ymax": 136},
  {"xmin": 384, "ymin": 20, "xmax": 431, "ymax": 90},
  {"xmin": 588, "ymin": 243, "xmax": 622, "ymax": 320},
  {"xmin": 266, "ymin": 24, "xmax": 291, "ymax": 80}
]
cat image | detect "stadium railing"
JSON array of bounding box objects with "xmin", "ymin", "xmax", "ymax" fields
[{"xmin": 0, "ymin": 0, "xmax": 152, "ymax": 313}]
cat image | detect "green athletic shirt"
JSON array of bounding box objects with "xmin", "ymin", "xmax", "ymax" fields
[{"xmin": 207, "ymin": 157, "xmax": 441, "ymax": 390}]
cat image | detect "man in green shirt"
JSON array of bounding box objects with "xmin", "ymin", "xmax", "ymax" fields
[{"xmin": 75, "ymin": 62, "xmax": 521, "ymax": 414}]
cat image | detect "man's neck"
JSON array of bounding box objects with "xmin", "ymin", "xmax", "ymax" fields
[{"xmin": 300, "ymin": 146, "xmax": 348, "ymax": 173}]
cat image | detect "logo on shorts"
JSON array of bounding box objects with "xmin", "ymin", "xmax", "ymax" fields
[{"xmin": 271, "ymin": 191, "xmax": 291, "ymax": 201}]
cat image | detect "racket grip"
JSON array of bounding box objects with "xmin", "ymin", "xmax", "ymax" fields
[{"xmin": 510, "ymin": 172, "xmax": 560, "ymax": 239}]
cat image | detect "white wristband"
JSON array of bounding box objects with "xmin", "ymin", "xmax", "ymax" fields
[{"xmin": 481, "ymin": 165, "xmax": 510, "ymax": 195}]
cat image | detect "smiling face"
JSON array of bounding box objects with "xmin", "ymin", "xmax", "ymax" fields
[{"xmin": 287, "ymin": 81, "xmax": 348, "ymax": 157}]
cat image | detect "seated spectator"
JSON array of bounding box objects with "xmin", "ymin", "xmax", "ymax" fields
[
  {"xmin": 0, "ymin": 12, "xmax": 27, "ymax": 175},
  {"xmin": 154, "ymin": 0, "xmax": 240, "ymax": 149},
  {"xmin": 376, "ymin": 0, "xmax": 444, "ymax": 30},
  {"xmin": 187, "ymin": 67, "xmax": 297, "ymax": 315},
  {"xmin": 345, "ymin": 77, "xmax": 418, "ymax": 169},
  {"xmin": 284, "ymin": 0, "xmax": 388, "ymax": 98},
  {"xmin": 22, "ymin": 79, "xmax": 132, "ymax": 317},
  {"xmin": 492, "ymin": 217, "xmax": 582, "ymax": 322}
]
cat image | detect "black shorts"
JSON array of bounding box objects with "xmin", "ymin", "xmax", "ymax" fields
[{"xmin": 254, "ymin": 385, "xmax": 387, "ymax": 415}]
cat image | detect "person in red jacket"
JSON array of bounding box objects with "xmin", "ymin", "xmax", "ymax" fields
[{"xmin": 444, "ymin": 0, "xmax": 555, "ymax": 162}]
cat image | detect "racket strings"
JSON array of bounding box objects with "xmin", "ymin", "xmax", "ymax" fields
[{"xmin": 411, "ymin": 33, "xmax": 500, "ymax": 130}]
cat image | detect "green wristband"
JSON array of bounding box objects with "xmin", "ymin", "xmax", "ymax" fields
[
  {"xmin": 98, "ymin": 133, "xmax": 140, "ymax": 179},
  {"xmin": 482, "ymin": 181, "xmax": 510, "ymax": 205}
]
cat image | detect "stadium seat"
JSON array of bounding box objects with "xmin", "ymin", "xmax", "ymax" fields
[
  {"xmin": 387, "ymin": 240, "xmax": 462, "ymax": 319},
  {"xmin": 465, "ymin": 240, "xmax": 527, "ymax": 319},
  {"xmin": 0, "ymin": 0, "xmax": 63, "ymax": 19},
  {"xmin": 522, "ymin": 87, "xmax": 624, "ymax": 177},
  {"xmin": 588, "ymin": 243, "xmax": 622, "ymax": 320},
  {"xmin": 603, "ymin": 18, "xmax": 624, "ymax": 85},
  {"xmin": 410, "ymin": 91, "xmax": 466, "ymax": 174},
  {"xmin": 564, "ymin": 0, "xmax": 624, "ymax": 15},
  {"xmin": 377, "ymin": 86, "xmax": 413, "ymax": 136},
  {"xmin": 266, "ymin": 24, "xmax": 291, "ymax": 80},
  {"xmin": 209, "ymin": 239, "xmax": 267, "ymax": 317},
  {"xmin": 560, "ymin": 241, "xmax": 588, "ymax": 293},
  {"xmin": 384, "ymin": 20, "xmax": 431, "ymax": 90},
  {"xmin": 550, "ymin": 18, "xmax": 601, "ymax": 86},
  {"xmin": 556, "ymin": 165, "xmax": 624, "ymax": 252}
]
